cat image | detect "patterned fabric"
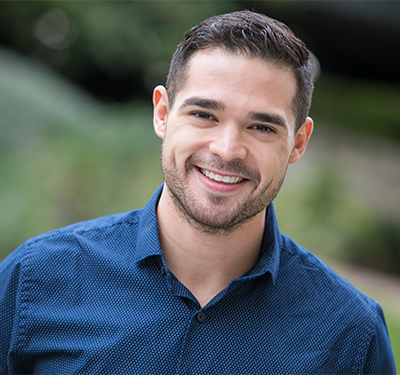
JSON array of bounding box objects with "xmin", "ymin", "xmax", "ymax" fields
[{"xmin": 0, "ymin": 185, "xmax": 396, "ymax": 374}]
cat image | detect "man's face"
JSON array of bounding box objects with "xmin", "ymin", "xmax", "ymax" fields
[{"xmin": 153, "ymin": 49, "xmax": 312, "ymax": 235}]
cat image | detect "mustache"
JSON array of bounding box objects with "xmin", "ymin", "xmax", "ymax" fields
[{"xmin": 186, "ymin": 155, "xmax": 261, "ymax": 183}]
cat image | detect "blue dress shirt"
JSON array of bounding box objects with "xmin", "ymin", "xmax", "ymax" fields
[{"xmin": 0, "ymin": 185, "xmax": 396, "ymax": 374}]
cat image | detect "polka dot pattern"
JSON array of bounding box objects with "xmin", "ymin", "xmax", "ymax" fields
[{"xmin": 0, "ymin": 185, "xmax": 396, "ymax": 374}]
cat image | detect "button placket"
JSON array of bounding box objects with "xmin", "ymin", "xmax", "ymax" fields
[{"xmin": 196, "ymin": 311, "xmax": 206, "ymax": 322}]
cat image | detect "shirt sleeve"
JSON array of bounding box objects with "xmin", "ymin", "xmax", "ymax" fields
[
  {"xmin": 0, "ymin": 244, "xmax": 25, "ymax": 374},
  {"xmin": 362, "ymin": 302, "xmax": 397, "ymax": 375}
]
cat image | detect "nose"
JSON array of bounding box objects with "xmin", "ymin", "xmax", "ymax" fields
[{"xmin": 208, "ymin": 125, "xmax": 248, "ymax": 161}]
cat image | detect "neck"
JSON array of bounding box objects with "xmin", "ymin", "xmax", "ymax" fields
[{"xmin": 156, "ymin": 186, "xmax": 266, "ymax": 308}]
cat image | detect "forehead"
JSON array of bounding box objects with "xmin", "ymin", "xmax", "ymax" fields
[{"xmin": 175, "ymin": 49, "xmax": 297, "ymax": 126}]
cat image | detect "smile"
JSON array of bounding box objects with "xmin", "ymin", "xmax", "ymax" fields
[{"xmin": 199, "ymin": 168, "xmax": 244, "ymax": 184}]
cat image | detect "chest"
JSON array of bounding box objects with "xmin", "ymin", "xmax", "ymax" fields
[{"xmin": 14, "ymin": 277, "xmax": 361, "ymax": 375}]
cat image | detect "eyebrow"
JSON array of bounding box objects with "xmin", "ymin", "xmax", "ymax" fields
[
  {"xmin": 179, "ymin": 97, "xmax": 225, "ymax": 111},
  {"xmin": 249, "ymin": 111, "xmax": 287, "ymax": 128}
]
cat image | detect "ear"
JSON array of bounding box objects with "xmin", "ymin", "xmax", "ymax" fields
[
  {"xmin": 289, "ymin": 117, "xmax": 314, "ymax": 164},
  {"xmin": 153, "ymin": 85, "xmax": 169, "ymax": 140}
]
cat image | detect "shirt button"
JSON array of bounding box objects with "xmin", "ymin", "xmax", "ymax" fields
[
  {"xmin": 196, "ymin": 312, "xmax": 206, "ymax": 322},
  {"xmin": 160, "ymin": 265, "xmax": 166, "ymax": 275}
]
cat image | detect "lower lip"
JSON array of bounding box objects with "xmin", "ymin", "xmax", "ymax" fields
[{"xmin": 195, "ymin": 168, "xmax": 247, "ymax": 194}]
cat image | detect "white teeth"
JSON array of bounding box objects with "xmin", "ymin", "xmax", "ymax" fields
[{"xmin": 200, "ymin": 169, "xmax": 243, "ymax": 184}]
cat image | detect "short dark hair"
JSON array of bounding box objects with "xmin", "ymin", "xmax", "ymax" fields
[{"xmin": 166, "ymin": 10, "xmax": 314, "ymax": 131}]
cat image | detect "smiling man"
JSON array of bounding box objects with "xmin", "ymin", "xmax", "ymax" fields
[
  {"xmin": 153, "ymin": 47, "xmax": 313, "ymax": 307},
  {"xmin": 0, "ymin": 10, "xmax": 396, "ymax": 375}
]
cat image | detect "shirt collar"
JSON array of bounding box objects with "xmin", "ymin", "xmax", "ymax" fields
[
  {"xmin": 246, "ymin": 202, "xmax": 282, "ymax": 285},
  {"xmin": 134, "ymin": 184, "xmax": 165, "ymax": 263},
  {"xmin": 134, "ymin": 184, "xmax": 282, "ymax": 284}
]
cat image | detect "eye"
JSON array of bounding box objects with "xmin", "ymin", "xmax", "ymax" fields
[
  {"xmin": 192, "ymin": 112, "xmax": 216, "ymax": 121},
  {"xmin": 251, "ymin": 124, "xmax": 275, "ymax": 133}
]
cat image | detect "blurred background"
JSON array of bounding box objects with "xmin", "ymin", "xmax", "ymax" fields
[{"xmin": 0, "ymin": 0, "xmax": 399, "ymax": 363}]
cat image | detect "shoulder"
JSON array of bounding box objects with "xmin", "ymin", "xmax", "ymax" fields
[
  {"xmin": 23, "ymin": 209, "xmax": 141, "ymax": 257},
  {"xmin": 277, "ymin": 234, "xmax": 396, "ymax": 373},
  {"xmin": 27, "ymin": 209, "xmax": 141, "ymax": 246},
  {"xmin": 1, "ymin": 209, "xmax": 143, "ymax": 285},
  {"xmin": 279, "ymin": 234, "xmax": 381, "ymax": 313},
  {"xmin": 0, "ymin": 208, "xmax": 144, "ymax": 312},
  {"xmin": 277, "ymin": 233, "xmax": 387, "ymax": 335}
]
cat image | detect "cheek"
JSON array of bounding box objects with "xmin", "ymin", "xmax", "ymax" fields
[
  {"xmin": 257, "ymin": 146, "xmax": 292, "ymax": 176},
  {"xmin": 163, "ymin": 133, "xmax": 205, "ymax": 165},
  {"xmin": 274, "ymin": 140, "xmax": 295, "ymax": 164},
  {"xmin": 172, "ymin": 127, "xmax": 208, "ymax": 152}
]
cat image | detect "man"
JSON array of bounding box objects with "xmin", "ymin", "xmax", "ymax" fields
[{"xmin": 0, "ymin": 10, "xmax": 396, "ymax": 374}]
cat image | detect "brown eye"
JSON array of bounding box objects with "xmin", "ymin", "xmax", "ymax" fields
[
  {"xmin": 252, "ymin": 125, "xmax": 274, "ymax": 133},
  {"xmin": 194, "ymin": 112, "xmax": 214, "ymax": 120}
]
